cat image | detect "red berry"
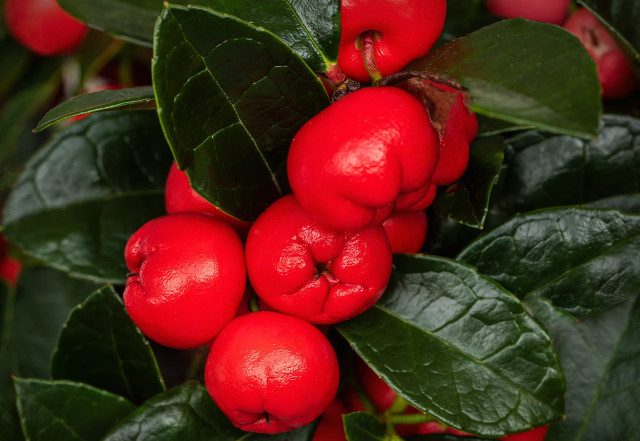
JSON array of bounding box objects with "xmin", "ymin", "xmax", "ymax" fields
[
  {"xmin": 338, "ymin": 0, "xmax": 446, "ymax": 82},
  {"xmin": 4, "ymin": 0, "xmax": 88, "ymax": 56},
  {"xmin": 165, "ymin": 162, "xmax": 252, "ymax": 237},
  {"xmin": 123, "ymin": 212, "xmax": 246, "ymax": 349},
  {"xmin": 382, "ymin": 209, "xmax": 428, "ymax": 254},
  {"xmin": 486, "ymin": 0, "xmax": 570, "ymax": 25},
  {"xmin": 501, "ymin": 426, "xmax": 549, "ymax": 441},
  {"xmin": 288, "ymin": 87, "xmax": 440, "ymax": 232},
  {"xmin": 563, "ymin": 8, "xmax": 639, "ymax": 99},
  {"xmin": 245, "ymin": 195, "xmax": 392, "ymax": 324},
  {"xmin": 205, "ymin": 311, "xmax": 340, "ymax": 434},
  {"xmin": 312, "ymin": 397, "xmax": 348, "ymax": 441}
]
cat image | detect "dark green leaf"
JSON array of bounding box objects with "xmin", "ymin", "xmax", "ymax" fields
[
  {"xmin": 476, "ymin": 115, "xmax": 529, "ymax": 137},
  {"xmin": 579, "ymin": 0, "xmax": 640, "ymax": 65},
  {"xmin": 1, "ymin": 111, "xmax": 172, "ymax": 283},
  {"xmin": 153, "ymin": 5, "xmax": 327, "ymax": 221},
  {"xmin": 407, "ymin": 19, "xmax": 602, "ymax": 138},
  {"xmin": 526, "ymin": 294, "xmax": 640, "ymax": 441},
  {"xmin": 458, "ymin": 208, "xmax": 640, "ymax": 319},
  {"xmin": 203, "ymin": 0, "xmax": 340, "ymax": 72},
  {"xmin": 337, "ymin": 255, "xmax": 564, "ymax": 437},
  {"xmin": 35, "ymin": 87, "xmax": 156, "ymax": 132},
  {"xmin": 439, "ymin": 0, "xmax": 498, "ymax": 44},
  {"xmin": 0, "ymin": 282, "xmax": 21, "ymax": 441},
  {"xmin": 103, "ymin": 382, "xmax": 317, "ymax": 441},
  {"xmin": 57, "ymin": 0, "xmax": 206, "ymax": 47},
  {"xmin": 586, "ymin": 193, "xmax": 640, "ymax": 213},
  {"xmin": 343, "ymin": 412, "xmax": 385, "ymax": 441},
  {"xmin": 492, "ymin": 115, "xmax": 640, "ymax": 216},
  {"xmin": 15, "ymin": 378, "xmax": 135, "ymax": 441},
  {"xmin": 433, "ymin": 135, "xmax": 504, "ymax": 228},
  {"xmin": 11, "ymin": 268, "xmax": 97, "ymax": 379},
  {"xmin": 0, "ymin": 39, "xmax": 31, "ymax": 102},
  {"xmin": 51, "ymin": 286, "xmax": 164, "ymax": 404}
]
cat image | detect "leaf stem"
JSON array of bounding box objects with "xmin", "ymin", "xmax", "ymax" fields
[
  {"xmin": 390, "ymin": 412, "xmax": 436, "ymax": 425},
  {"xmin": 388, "ymin": 395, "xmax": 409, "ymax": 414}
]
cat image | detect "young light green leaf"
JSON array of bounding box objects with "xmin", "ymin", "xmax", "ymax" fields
[
  {"xmin": 1, "ymin": 111, "xmax": 172, "ymax": 284},
  {"xmin": 15, "ymin": 378, "xmax": 135, "ymax": 441},
  {"xmin": 103, "ymin": 382, "xmax": 317, "ymax": 441},
  {"xmin": 458, "ymin": 208, "xmax": 640, "ymax": 319},
  {"xmin": 526, "ymin": 295, "xmax": 640, "ymax": 441},
  {"xmin": 51, "ymin": 286, "xmax": 165, "ymax": 404},
  {"xmin": 153, "ymin": 5, "xmax": 328, "ymax": 221},
  {"xmin": 343, "ymin": 412, "xmax": 386, "ymax": 441},
  {"xmin": 407, "ymin": 19, "xmax": 602, "ymax": 138},
  {"xmin": 35, "ymin": 86, "xmax": 156, "ymax": 132},
  {"xmin": 203, "ymin": 0, "xmax": 340, "ymax": 72},
  {"xmin": 337, "ymin": 255, "xmax": 564, "ymax": 438}
]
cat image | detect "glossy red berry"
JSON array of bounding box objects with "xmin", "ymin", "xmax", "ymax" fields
[
  {"xmin": 288, "ymin": 86, "xmax": 440, "ymax": 232},
  {"xmin": 382, "ymin": 209, "xmax": 428, "ymax": 254},
  {"xmin": 338, "ymin": 0, "xmax": 446, "ymax": 82},
  {"xmin": 205, "ymin": 311, "xmax": 340, "ymax": 434},
  {"xmin": 486, "ymin": 0, "xmax": 570, "ymax": 25},
  {"xmin": 123, "ymin": 212, "xmax": 246, "ymax": 349},
  {"xmin": 4, "ymin": 0, "xmax": 88, "ymax": 56},
  {"xmin": 564, "ymin": 8, "xmax": 639, "ymax": 99},
  {"xmin": 246, "ymin": 195, "xmax": 392, "ymax": 324},
  {"xmin": 312, "ymin": 397, "xmax": 348, "ymax": 441},
  {"xmin": 501, "ymin": 426, "xmax": 549, "ymax": 441},
  {"xmin": 165, "ymin": 162, "xmax": 252, "ymax": 237}
]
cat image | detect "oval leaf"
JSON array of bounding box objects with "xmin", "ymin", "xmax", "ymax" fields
[
  {"xmin": 458, "ymin": 208, "xmax": 640, "ymax": 319},
  {"xmin": 343, "ymin": 412, "xmax": 386, "ymax": 441},
  {"xmin": 35, "ymin": 86, "xmax": 156, "ymax": 132},
  {"xmin": 153, "ymin": 5, "xmax": 328, "ymax": 221},
  {"xmin": 51, "ymin": 286, "xmax": 165, "ymax": 404},
  {"xmin": 203, "ymin": 0, "xmax": 340, "ymax": 72},
  {"xmin": 337, "ymin": 255, "xmax": 564, "ymax": 437},
  {"xmin": 103, "ymin": 382, "xmax": 317, "ymax": 441},
  {"xmin": 526, "ymin": 294, "xmax": 640, "ymax": 441},
  {"xmin": 1, "ymin": 111, "xmax": 173, "ymax": 283},
  {"xmin": 15, "ymin": 378, "xmax": 135, "ymax": 441},
  {"xmin": 407, "ymin": 19, "xmax": 602, "ymax": 138},
  {"xmin": 433, "ymin": 135, "xmax": 504, "ymax": 228}
]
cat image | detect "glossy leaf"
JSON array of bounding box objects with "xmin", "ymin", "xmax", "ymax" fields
[
  {"xmin": 11, "ymin": 268, "xmax": 97, "ymax": 379},
  {"xmin": 35, "ymin": 86, "xmax": 156, "ymax": 132},
  {"xmin": 343, "ymin": 412, "xmax": 385, "ymax": 441},
  {"xmin": 103, "ymin": 382, "xmax": 317, "ymax": 441},
  {"xmin": 153, "ymin": 5, "xmax": 327, "ymax": 221},
  {"xmin": 1, "ymin": 111, "xmax": 172, "ymax": 283},
  {"xmin": 407, "ymin": 19, "xmax": 601, "ymax": 138},
  {"xmin": 492, "ymin": 115, "xmax": 640, "ymax": 216},
  {"xmin": 526, "ymin": 295, "xmax": 640, "ymax": 441},
  {"xmin": 57, "ymin": 0, "xmax": 206, "ymax": 47},
  {"xmin": 458, "ymin": 208, "xmax": 640, "ymax": 319},
  {"xmin": 587, "ymin": 193, "xmax": 640, "ymax": 213},
  {"xmin": 337, "ymin": 255, "xmax": 564, "ymax": 438},
  {"xmin": 203, "ymin": 0, "xmax": 340, "ymax": 72},
  {"xmin": 51, "ymin": 286, "xmax": 165, "ymax": 404},
  {"xmin": 15, "ymin": 378, "xmax": 135, "ymax": 441},
  {"xmin": 476, "ymin": 115, "xmax": 529, "ymax": 137},
  {"xmin": 579, "ymin": 0, "xmax": 640, "ymax": 63},
  {"xmin": 433, "ymin": 135, "xmax": 504, "ymax": 228}
]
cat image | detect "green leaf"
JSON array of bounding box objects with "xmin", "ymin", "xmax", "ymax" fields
[
  {"xmin": 14, "ymin": 378, "xmax": 135, "ymax": 441},
  {"xmin": 153, "ymin": 5, "xmax": 328, "ymax": 221},
  {"xmin": 526, "ymin": 294, "xmax": 640, "ymax": 441},
  {"xmin": 432, "ymin": 135, "xmax": 504, "ymax": 228},
  {"xmin": 439, "ymin": 0, "xmax": 498, "ymax": 44},
  {"xmin": 203, "ymin": 0, "xmax": 340, "ymax": 72},
  {"xmin": 492, "ymin": 115, "xmax": 640, "ymax": 216},
  {"xmin": 103, "ymin": 382, "xmax": 317, "ymax": 441},
  {"xmin": 1, "ymin": 111, "xmax": 172, "ymax": 284},
  {"xmin": 51, "ymin": 286, "xmax": 164, "ymax": 404},
  {"xmin": 476, "ymin": 115, "xmax": 529, "ymax": 137},
  {"xmin": 0, "ymin": 281, "xmax": 21, "ymax": 441},
  {"xmin": 458, "ymin": 208, "xmax": 640, "ymax": 319},
  {"xmin": 407, "ymin": 19, "xmax": 602, "ymax": 138},
  {"xmin": 337, "ymin": 255, "xmax": 564, "ymax": 438},
  {"xmin": 586, "ymin": 193, "xmax": 640, "ymax": 213},
  {"xmin": 343, "ymin": 412, "xmax": 386, "ymax": 441},
  {"xmin": 0, "ymin": 39, "xmax": 31, "ymax": 102},
  {"xmin": 11, "ymin": 268, "xmax": 97, "ymax": 379},
  {"xmin": 57, "ymin": 0, "xmax": 207, "ymax": 47},
  {"xmin": 579, "ymin": 0, "xmax": 640, "ymax": 65},
  {"xmin": 35, "ymin": 86, "xmax": 156, "ymax": 132}
]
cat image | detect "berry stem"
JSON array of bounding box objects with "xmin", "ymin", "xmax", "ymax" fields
[
  {"xmin": 388, "ymin": 395, "xmax": 409, "ymax": 414},
  {"xmin": 249, "ymin": 292, "xmax": 261, "ymax": 313},
  {"xmin": 390, "ymin": 412, "xmax": 436, "ymax": 425}
]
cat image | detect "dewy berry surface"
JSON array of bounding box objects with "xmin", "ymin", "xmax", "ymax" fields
[
  {"xmin": 338, "ymin": 0, "xmax": 446, "ymax": 82},
  {"xmin": 123, "ymin": 212, "xmax": 246, "ymax": 349},
  {"xmin": 4, "ymin": 0, "xmax": 88, "ymax": 55},
  {"xmin": 245, "ymin": 195, "xmax": 392, "ymax": 324},
  {"xmin": 205, "ymin": 311, "xmax": 340, "ymax": 434},
  {"xmin": 288, "ymin": 86, "xmax": 440, "ymax": 232}
]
